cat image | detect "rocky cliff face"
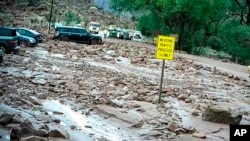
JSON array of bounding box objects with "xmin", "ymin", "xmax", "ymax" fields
[
  {"xmin": 93, "ymin": 0, "xmax": 134, "ymax": 18},
  {"xmin": 0, "ymin": 0, "xmax": 136, "ymax": 28},
  {"xmin": 94, "ymin": 0, "xmax": 111, "ymax": 12}
]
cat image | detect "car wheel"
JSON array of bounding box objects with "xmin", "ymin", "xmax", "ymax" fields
[
  {"xmin": 20, "ymin": 41, "xmax": 27, "ymax": 47},
  {"xmin": 61, "ymin": 37, "xmax": 69, "ymax": 41},
  {"xmin": 0, "ymin": 45, "xmax": 6, "ymax": 53},
  {"xmin": 98, "ymin": 39, "xmax": 102, "ymax": 44},
  {"xmin": 91, "ymin": 39, "xmax": 97, "ymax": 45}
]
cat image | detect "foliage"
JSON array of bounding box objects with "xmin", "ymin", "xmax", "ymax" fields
[
  {"xmin": 207, "ymin": 36, "xmax": 225, "ymax": 51},
  {"xmin": 27, "ymin": 0, "xmax": 42, "ymax": 6},
  {"xmin": 65, "ymin": 10, "xmax": 82, "ymax": 26},
  {"xmin": 219, "ymin": 22, "xmax": 250, "ymax": 64},
  {"xmin": 110, "ymin": 0, "xmax": 250, "ymax": 65}
]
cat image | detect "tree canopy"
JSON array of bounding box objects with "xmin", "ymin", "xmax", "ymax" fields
[{"xmin": 110, "ymin": 0, "xmax": 250, "ymax": 65}]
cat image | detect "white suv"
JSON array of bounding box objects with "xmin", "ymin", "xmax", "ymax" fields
[{"xmin": 132, "ymin": 31, "xmax": 142, "ymax": 42}]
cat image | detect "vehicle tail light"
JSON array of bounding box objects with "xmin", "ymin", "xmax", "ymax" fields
[{"xmin": 10, "ymin": 40, "xmax": 15, "ymax": 46}]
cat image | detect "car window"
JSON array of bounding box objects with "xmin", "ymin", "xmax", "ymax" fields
[
  {"xmin": 80, "ymin": 29, "xmax": 88, "ymax": 35},
  {"xmin": 17, "ymin": 29, "xmax": 26, "ymax": 35},
  {"xmin": 72, "ymin": 28, "xmax": 80, "ymax": 33},
  {"xmin": 0, "ymin": 28, "xmax": 16, "ymax": 36},
  {"xmin": 25, "ymin": 31, "xmax": 33, "ymax": 36},
  {"xmin": 58, "ymin": 28, "xmax": 71, "ymax": 32}
]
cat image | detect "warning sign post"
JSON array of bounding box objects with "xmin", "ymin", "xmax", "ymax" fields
[{"xmin": 156, "ymin": 35, "xmax": 176, "ymax": 103}]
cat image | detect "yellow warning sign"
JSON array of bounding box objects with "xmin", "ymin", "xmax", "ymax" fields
[{"xmin": 156, "ymin": 35, "xmax": 175, "ymax": 60}]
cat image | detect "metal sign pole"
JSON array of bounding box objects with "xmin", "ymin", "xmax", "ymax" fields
[{"xmin": 158, "ymin": 59, "xmax": 165, "ymax": 103}]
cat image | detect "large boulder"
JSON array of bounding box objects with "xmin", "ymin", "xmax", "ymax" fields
[
  {"xmin": 202, "ymin": 105, "xmax": 242, "ymax": 125},
  {"xmin": 0, "ymin": 113, "xmax": 13, "ymax": 125}
]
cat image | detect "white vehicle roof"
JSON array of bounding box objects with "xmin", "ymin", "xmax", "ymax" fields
[
  {"xmin": 135, "ymin": 31, "xmax": 142, "ymax": 34},
  {"xmin": 89, "ymin": 22, "xmax": 100, "ymax": 24}
]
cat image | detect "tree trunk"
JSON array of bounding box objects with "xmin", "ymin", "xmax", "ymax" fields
[
  {"xmin": 199, "ymin": 31, "xmax": 209, "ymax": 55},
  {"xmin": 246, "ymin": 0, "xmax": 250, "ymax": 25}
]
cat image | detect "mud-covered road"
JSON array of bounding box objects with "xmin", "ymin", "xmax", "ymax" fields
[
  {"xmin": 106, "ymin": 38, "xmax": 250, "ymax": 82},
  {"xmin": 0, "ymin": 39, "xmax": 250, "ymax": 141}
]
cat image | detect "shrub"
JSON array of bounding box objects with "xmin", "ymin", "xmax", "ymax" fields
[{"xmin": 207, "ymin": 36, "xmax": 225, "ymax": 50}]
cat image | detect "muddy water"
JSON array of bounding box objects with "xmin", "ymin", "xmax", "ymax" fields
[
  {"xmin": 43, "ymin": 100, "xmax": 141, "ymax": 141},
  {"xmin": 86, "ymin": 60, "xmax": 161, "ymax": 82},
  {"xmin": 0, "ymin": 128, "xmax": 10, "ymax": 141}
]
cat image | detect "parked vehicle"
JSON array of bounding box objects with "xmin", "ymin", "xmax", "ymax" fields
[
  {"xmin": 118, "ymin": 29, "xmax": 130, "ymax": 40},
  {"xmin": 248, "ymin": 66, "xmax": 250, "ymax": 78},
  {"xmin": 87, "ymin": 22, "xmax": 100, "ymax": 34},
  {"xmin": 0, "ymin": 27, "xmax": 19, "ymax": 54},
  {"xmin": 127, "ymin": 29, "xmax": 135, "ymax": 40},
  {"xmin": 16, "ymin": 32, "xmax": 37, "ymax": 47},
  {"xmin": 53, "ymin": 26, "xmax": 103, "ymax": 45},
  {"xmin": 108, "ymin": 29, "xmax": 118, "ymax": 38},
  {"xmin": 0, "ymin": 48, "xmax": 3, "ymax": 64},
  {"xmin": 132, "ymin": 31, "xmax": 143, "ymax": 42},
  {"xmin": 16, "ymin": 28, "xmax": 43, "ymax": 43},
  {"xmin": 108, "ymin": 25, "xmax": 116, "ymax": 31}
]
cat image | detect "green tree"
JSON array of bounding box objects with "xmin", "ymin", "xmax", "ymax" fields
[
  {"xmin": 110, "ymin": 0, "xmax": 250, "ymax": 64},
  {"xmin": 65, "ymin": 10, "xmax": 76, "ymax": 25}
]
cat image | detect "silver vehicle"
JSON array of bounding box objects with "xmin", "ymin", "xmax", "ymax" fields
[
  {"xmin": 87, "ymin": 22, "xmax": 101, "ymax": 34},
  {"xmin": 132, "ymin": 31, "xmax": 142, "ymax": 42}
]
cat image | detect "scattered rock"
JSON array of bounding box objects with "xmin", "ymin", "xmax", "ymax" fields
[
  {"xmin": 0, "ymin": 113, "xmax": 13, "ymax": 125},
  {"xmin": 70, "ymin": 125, "xmax": 76, "ymax": 130},
  {"xmin": 6, "ymin": 123, "xmax": 20, "ymax": 129},
  {"xmin": 192, "ymin": 110, "xmax": 200, "ymax": 117},
  {"xmin": 185, "ymin": 99, "xmax": 192, "ymax": 103},
  {"xmin": 29, "ymin": 96, "xmax": 42, "ymax": 105},
  {"xmin": 115, "ymin": 56, "xmax": 131, "ymax": 64},
  {"xmin": 202, "ymin": 105, "xmax": 242, "ymax": 125},
  {"xmin": 49, "ymin": 128, "xmax": 70, "ymax": 139},
  {"xmin": 12, "ymin": 115, "xmax": 24, "ymax": 124},
  {"xmin": 192, "ymin": 132, "xmax": 206, "ymax": 139},
  {"xmin": 20, "ymin": 136, "xmax": 47, "ymax": 141},
  {"xmin": 167, "ymin": 122, "xmax": 176, "ymax": 132},
  {"xmin": 36, "ymin": 115, "xmax": 51, "ymax": 123},
  {"xmin": 9, "ymin": 126, "xmax": 21, "ymax": 140},
  {"xmin": 19, "ymin": 98, "xmax": 35, "ymax": 106},
  {"xmin": 52, "ymin": 111, "xmax": 64, "ymax": 115},
  {"xmin": 85, "ymin": 125, "xmax": 92, "ymax": 128},
  {"xmin": 189, "ymin": 95, "xmax": 198, "ymax": 101},
  {"xmin": 89, "ymin": 7, "xmax": 98, "ymax": 11},
  {"xmin": 19, "ymin": 119, "xmax": 37, "ymax": 137},
  {"xmin": 148, "ymin": 59, "xmax": 160, "ymax": 65},
  {"xmin": 106, "ymin": 50, "xmax": 116, "ymax": 56},
  {"xmin": 52, "ymin": 118, "xmax": 60, "ymax": 124},
  {"xmin": 31, "ymin": 79, "xmax": 46, "ymax": 85},
  {"xmin": 37, "ymin": 129, "xmax": 49, "ymax": 137},
  {"xmin": 102, "ymin": 55, "xmax": 113, "ymax": 61},
  {"xmin": 37, "ymin": 93, "xmax": 47, "ymax": 99},
  {"xmin": 175, "ymin": 128, "xmax": 188, "ymax": 134},
  {"xmin": 178, "ymin": 94, "xmax": 188, "ymax": 100}
]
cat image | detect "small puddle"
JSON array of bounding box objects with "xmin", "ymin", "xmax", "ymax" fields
[
  {"xmin": 0, "ymin": 128, "xmax": 10, "ymax": 141},
  {"xmin": 43, "ymin": 100, "xmax": 141, "ymax": 141}
]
